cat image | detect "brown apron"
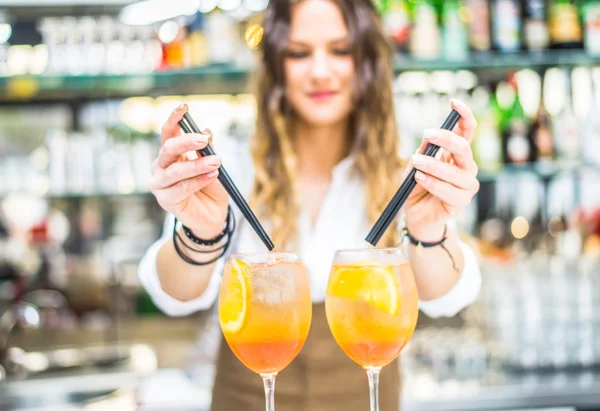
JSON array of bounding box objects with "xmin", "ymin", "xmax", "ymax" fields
[{"xmin": 210, "ymin": 303, "xmax": 401, "ymax": 411}]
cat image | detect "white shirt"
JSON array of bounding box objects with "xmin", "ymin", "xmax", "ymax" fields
[{"xmin": 138, "ymin": 135, "xmax": 482, "ymax": 356}]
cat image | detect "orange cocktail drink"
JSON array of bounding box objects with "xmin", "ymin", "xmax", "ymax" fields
[
  {"xmin": 325, "ymin": 248, "xmax": 419, "ymax": 411},
  {"xmin": 218, "ymin": 252, "xmax": 312, "ymax": 411}
]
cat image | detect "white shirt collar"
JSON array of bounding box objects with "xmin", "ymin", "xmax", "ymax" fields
[{"xmin": 331, "ymin": 155, "xmax": 356, "ymax": 181}]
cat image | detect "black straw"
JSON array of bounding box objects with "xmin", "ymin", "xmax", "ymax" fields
[
  {"xmin": 365, "ymin": 109, "xmax": 462, "ymax": 247},
  {"xmin": 178, "ymin": 112, "xmax": 275, "ymax": 251}
]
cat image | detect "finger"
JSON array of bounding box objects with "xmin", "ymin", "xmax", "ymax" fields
[
  {"xmin": 155, "ymin": 133, "xmax": 210, "ymax": 170},
  {"xmin": 450, "ymin": 99, "xmax": 477, "ymax": 142},
  {"xmin": 415, "ymin": 138, "xmax": 428, "ymax": 154},
  {"xmin": 423, "ymin": 129, "xmax": 476, "ymax": 171},
  {"xmin": 411, "ymin": 154, "xmax": 477, "ymax": 190},
  {"xmin": 161, "ymin": 103, "xmax": 189, "ymax": 143},
  {"xmin": 416, "ymin": 133, "xmax": 448, "ymax": 163},
  {"xmin": 414, "ymin": 170, "xmax": 477, "ymax": 209},
  {"xmin": 153, "ymin": 155, "xmax": 222, "ymax": 189},
  {"xmin": 156, "ymin": 170, "xmax": 220, "ymax": 205}
]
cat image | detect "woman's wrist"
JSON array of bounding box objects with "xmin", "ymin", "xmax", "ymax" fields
[
  {"xmin": 184, "ymin": 221, "xmax": 228, "ymax": 241},
  {"xmin": 172, "ymin": 208, "xmax": 236, "ymax": 266},
  {"xmin": 403, "ymin": 219, "xmax": 446, "ymax": 243}
]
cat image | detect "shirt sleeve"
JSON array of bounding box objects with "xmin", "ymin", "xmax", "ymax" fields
[
  {"xmin": 137, "ymin": 213, "xmax": 225, "ymax": 317},
  {"xmin": 137, "ymin": 134, "xmax": 250, "ymax": 317},
  {"xmin": 417, "ymin": 238, "xmax": 482, "ymax": 318}
]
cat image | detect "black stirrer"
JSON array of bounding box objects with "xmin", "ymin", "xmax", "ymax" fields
[
  {"xmin": 365, "ymin": 109, "xmax": 461, "ymax": 247},
  {"xmin": 178, "ymin": 112, "xmax": 275, "ymax": 251}
]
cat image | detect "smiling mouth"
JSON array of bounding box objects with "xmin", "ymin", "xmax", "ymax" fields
[{"xmin": 309, "ymin": 91, "xmax": 337, "ymax": 101}]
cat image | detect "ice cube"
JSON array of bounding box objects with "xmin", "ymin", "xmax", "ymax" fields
[{"xmin": 252, "ymin": 263, "xmax": 297, "ymax": 305}]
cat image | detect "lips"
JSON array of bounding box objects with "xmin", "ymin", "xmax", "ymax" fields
[{"xmin": 309, "ymin": 90, "xmax": 337, "ymax": 101}]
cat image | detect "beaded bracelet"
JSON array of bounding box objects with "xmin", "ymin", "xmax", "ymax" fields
[
  {"xmin": 181, "ymin": 206, "xmax": 232, "ymax": 246},
  {"xmin": 172, "ymin": 207, "xmax": 236, "ymax": 266}
]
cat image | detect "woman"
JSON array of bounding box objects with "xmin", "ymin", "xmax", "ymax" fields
[{"xmin": 138, "ymin": 1, "xmax": 482, "ymax": 410}]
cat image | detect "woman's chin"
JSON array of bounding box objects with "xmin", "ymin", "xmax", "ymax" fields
[{"xmin": 297, "ymin": 111, "xmax": 349, "ymax": 128}]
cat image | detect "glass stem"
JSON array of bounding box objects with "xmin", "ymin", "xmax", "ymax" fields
[
  {"xmin": 261, "ymin": 373, "xmax": 277, "ymax": 411},
  {"xmin": 366, "ymin": 367, "xmax": 381, "ymax": 411}
]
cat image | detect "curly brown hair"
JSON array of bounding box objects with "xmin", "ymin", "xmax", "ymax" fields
[{"xmin": 250, "ymin": 0, "xmax": 404, "ymax": 250}]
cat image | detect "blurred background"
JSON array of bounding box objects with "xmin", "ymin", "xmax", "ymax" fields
[{"xmin": 0, "ymin": 0, "xmax": 599, "ymax": 410}]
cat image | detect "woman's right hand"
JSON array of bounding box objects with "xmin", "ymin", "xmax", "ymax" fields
[{"xmin": 150, "ymin": 103, "xmax": 229, "ymax": 239}]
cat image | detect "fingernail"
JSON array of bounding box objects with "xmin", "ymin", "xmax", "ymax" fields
[
  {"xmin": 415, "ymin": 171, "xmax": 426, "ymax": 181},
  {"xmin": 206, "ymin": 155, "xmax": 221, "ymax": 166},
  {"xmin": 412, "ymin": 154, "xmax": 426, "ymax": 166},
  {"xmin": 423, "ymin": 129, "xmax": 438, "ymax": 141},
  {"xmin": 207, "ymin": 170, "xmax": 219, "ymax": 178},
  {"xmin": 193, "ymin": 134, "xmax": 207, "ymax": 145},
  {"xmin": 175, "ymin": 103, "xmax": 188, "ymax": 112}
]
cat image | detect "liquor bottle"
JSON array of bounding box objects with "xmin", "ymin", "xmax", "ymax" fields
[
  {"xmin": 382, "ymin": 0, "xmax": 411, "ymax": 53},
  {"xmin": 548, "ymin": 0, "xmax": 583, "ymax": 49},
  {"xmin": 528, "ymin": 104, "xmax": 555, "ymax": 163},
  {"xmin": 580, "ymin": 71, "xmax": 600, "ymax": 164},
  {"xmin": 164, "ymin": 24, "xmax": 187, "ymax": 69},
  {"xmin": 502, "ymin": 77, "xmax": 533, "ymax": 164},
  {"xmin": 583, "ymin": 0, "xmax": 600, "ymax": 56},
  {"xmin": 492, "ymin": 0, "xmax": 522, "ymax": 52},
  {"xmin": 523, "ymin": 0, "xmax": 550, "ymax": 51},
  {"xmin": 410, "ymin": 0, "xmax": 441, "ymax": 60},
  {"xmin": 472, "ymin": 86, "xmax": 504, "ymax": 171},
  {"xmin": 442, "ymin": 0, "xmax": 469, "ymax": 61},
  {"xmin": 552, "ymin": 71, "xmax": 581, "ymax": 160},
  {"xmin": 465, "ymin": 0, "xmax": 492, "ymax": 53},
  {"xmin": 185, "ymin": 12, "xmax": 209, "ymax": 67},
  {"xmin": 205, "ymin": 10, "xmax": 238, "ymax": 64}
]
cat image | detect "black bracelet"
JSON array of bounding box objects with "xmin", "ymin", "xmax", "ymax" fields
[
  {"xmin": 402, "ymin": 224, "xmax": 459, "ymax": 274},
  {"xmin": 402, "ymin": 224, "xmax": 448, "ymax": 248},
  {"xmin": 172, "ymin": 208, "xmax": 236, "ymax": 266},
  {"xmin": 181, "ymin": 206, "xmax": 232, "ymax": 246}
]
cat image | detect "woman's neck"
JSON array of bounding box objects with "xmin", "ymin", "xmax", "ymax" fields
[{"xmin": 294, "ymin": 119, "xmax": 350, "ymax": 178}]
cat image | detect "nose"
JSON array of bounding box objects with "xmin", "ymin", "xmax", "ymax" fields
[{"xmin": 310, "ymin": 49, "xmax": 332, "ymax": 81}]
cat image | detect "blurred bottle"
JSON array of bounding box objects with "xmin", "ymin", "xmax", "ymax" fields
[
  {"xmin": 442, "ymin": 0, "xmax": 469, "ymax": 61},
  {"xmin": 472, "ymin": 85, "xmax": 503, "ymax": 172},
  {"xmin": 501, "ymin": 77, "xmax": 533, "ymax": 164},
  {"xmin": 465, "ymin": 0, "xmax": 492, "ymax": 53},
  {"xmin": 138, "ymin": 25, "xmax": 163, "ymax": 73},
  {"xmin": 528, "ymin": 104, "xmax": 555, "ymax": 163},
  {"xmin": 523, "ymin": 0, "xmax": 550, "ymax": 52},
  {"xmin": 410, "ymin": 0, "xmax": 441, "ymax": 60},
  {"xmin": 45, "ymin": 128, "xmax": 68, "ymax": 195},
  {"xmin": 78, "ymin": 17, "xmax": 99, "ymax": 74},
  {"xmin": 186, "ymin": 12, "xmax": 210, "ymax": 67},
  {"xmin": 492, "ymin": 0, "xmax": 522, "ymax": 52},
  {"xmin": 581, "ymin": 71, "xmax": 600, "ymax": 164},
  {"xmin": 99, "ymin": 16, "xmax": 126, "ymax": 74},
  {"xmin": 583, "ymin": 0, "xmax": 600, "ymax": 56},
  {"xmin": 162, "ymin": 22, "xmax": 187, "ymax": 69},
  {"xmin": 205, "ymin": 10, "xmax": 238, "ymax": 64},
  {"xmin": 552, "ymin": 71, "xmax": 581, "ymax": 160},
  {"xmin": 382, "ymin": 0, "xmax": 411, "ymax": 54},
  {"xmin": 548, "ymin": 0, "xmax": 583, "ymax": 49},
  {"xmin": 122, "ymin": 23, "xmax": 144, "ymax": 74}
]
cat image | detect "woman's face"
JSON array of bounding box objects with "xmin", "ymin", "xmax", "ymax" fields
[{"xmin": 284, "ymin": 0, "xmax": 355, "ymax": 127}]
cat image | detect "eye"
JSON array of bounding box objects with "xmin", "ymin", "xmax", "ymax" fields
[
  {"xmin": 332, "ymin": 48, "xmax": 351, "ymax": 56},
  {"xmin": 285, "ymin": 50, "xmax": 310, "ymax": 59}
]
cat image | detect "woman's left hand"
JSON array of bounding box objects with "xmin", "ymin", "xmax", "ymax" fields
[{"xmin": 403, "ymin": 99, "xmax": 480, "ymax": 240}]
